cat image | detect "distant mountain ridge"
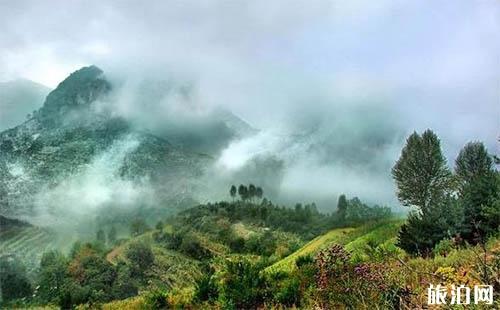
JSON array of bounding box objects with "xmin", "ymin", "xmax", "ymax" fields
[
  {"xmin": 0, "ymin": 79, "xmax": 50, "ymax": 131},
  {"xmin": 0, "ymin": 66, "xmax": 233, "ymax": 221}
]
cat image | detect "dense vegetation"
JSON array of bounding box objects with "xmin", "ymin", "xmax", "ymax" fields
[
  {"xmin": 0, "ymin": 130, "xmax": 498, "ymax": 309},
  {"xmin": 393, "ymin": 131, "xmax": 499, "ymax": 256}
]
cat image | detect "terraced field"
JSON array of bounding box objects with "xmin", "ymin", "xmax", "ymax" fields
[{"xmin": 0, "ymin": 224, "xmax": 58, "ymax": 273}]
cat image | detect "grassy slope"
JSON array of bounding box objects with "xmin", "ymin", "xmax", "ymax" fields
[
  {"xmin": 344, "ymin": 219, "xmax": 404, "ymax": 258},
  {"xmin": 266, "ymin": 219, "xmax": 404, "ymax": 273},
  {"xmin": 102, "ymin": 219, "xmax": 405, "ymax": 309},
  {"xmin": 105, "ymin": 225, "xmax": 203, "ymax": 292},
  {"xmin": 102, "ymin": 218, "xmax": 500, "ymax": 309}
]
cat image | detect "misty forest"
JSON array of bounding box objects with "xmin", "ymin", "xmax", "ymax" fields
[{"xmin": 0, "ymin": 1, "xmax": 499, "ymax": 309}]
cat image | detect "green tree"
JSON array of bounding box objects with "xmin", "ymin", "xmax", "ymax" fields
[
  {"xmin": 456, "ymin": 142, "xmax": 493, "ymax": 186},
  {"xmin": 111, "ymin": 262, "xmax": 138, "ymax": 300},
  {"xmin": 397, "ymin": 197, "xmax": 462, "ymax": 256},
  {"xmin": 64, "ymin": 245, "xmax": 116, "ymax": 306},
  {"xmin": 217, "ymin": 260, "xmax": 266, "ymax": 309},
  {"xmin": 392, "ymin": 130, "xmax": 455, "ymax": 255},
  {"xmin": 179, "ymin": 234, "xmax": 212, "ymax": 260},
  {"xmin": 130, "ymin": 218, "xmax": 150, "ymax": 237},
  {"xmin": 230, "ymin": 185, "xmax": 237, "ymax": 201},
  {"xmin": 0, "ymin": 257, "xmax": 32, "ymax": 302},
  {"xmin": 238, "ymin": 184, "xmax": 249, "ymax": 201},
  {"xmin": 125, "ymin": 242, "xmax": 155, "ymax": 278},
  {"xmin": 392, "ymin": 130, "xmax": 451, "ymax": 215},
  {"xmin": 248, "ymin": 184, "xmax": 257, "ymax": 201},
  {"xmin": 155, "ymin": 220, "xmax": 164, "ymax": 231},
  {"xmin": 37, "ymin": 250, "xmax": 68, "ymax": 303},
  {"xmin": 455, "ymin": 142, "xmax": 498, "ymax": 244},
  {"xmin": 256, "ymin": 187, "xmax": 263, "ymax": 200},
  {"xmin": 337, "ymin": 194, "xmax": 348, "ymax": 220}
]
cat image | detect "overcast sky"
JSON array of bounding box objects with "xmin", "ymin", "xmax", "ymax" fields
[{"xmin": 1, "ymin": 0, "xmax": 498, "ymax": 206}]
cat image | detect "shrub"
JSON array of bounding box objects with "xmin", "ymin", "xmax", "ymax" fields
[
  {"xmin": 272, "ymin": 277, "xmax": 300, "ymax": 306},
  {"xmin": 144, "ymin": 289, "xmax": 169, "ymax": 309},
  {"xmin": 179, "ymin": 234, "xmax": 212, "ymax": 260},
  {"xmin": 295, "ymin": 254, "xmax": 314, "ymax": 267},
  {"xmin": 433, "ymin": 238, "xmax": 456, "ymax": 257},
  {"xmin": 314, "ymin": 244, "xmax": 403, "ymax": 309},
  {"xmin": 194, "ymin": 272, "xmax": 218, "ymax": 302},
  {"xmin": 130, "ymin": 218, "xmax": 150, "ymax": 237},
  {"xmin": 125, "ymin": 241, "xmax": 154, "ymax": 277},
  {"xmin": 0, "ymin": 257, "xmax": 32, "ymax": 303},
  {"xmin": 37, "ymin": 250, "xmax": 68, "ymax": 303},
  {"xmin": 228, "ymin": 236, "xmax": 245, "ymax": 253},
  {"xmin": 217, "ymin": 260, "xmax": 267, "ymax": 309}
]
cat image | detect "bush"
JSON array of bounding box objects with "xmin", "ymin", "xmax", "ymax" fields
[
  {"xmin": 0, "ymin": 257, "xmax": 32, "ymax": 303},
  {"xmin": 125, "ymin": 241, "xmax": 154, "ymax": 277},
  {"xmin": 272, "ymin": 277, "xmax": 300, "ymax": 306},
  {"xmin": 398, "ymin": 198, "xmax": 462, "ymax": 256},
  {"xmin": 194, "ymin": 270, "xmax": 218, "ymax": 302},
  {"xmin": 111, "ymin": 262, "xmax": 138, "ymax": 300},
  {"xmin": 130, "ymin": 218, "xmax": 150, "ymax": 237},
  {"xmin": 228, "ymin": 236, "xmax": 245, "ymax": 253},
  {"xmin": 433, "ymin": 238, "xmax": 456, "ymax": 257},
  {"xmin": 144, "ymin": 288, "xmax": 169, "ymax": 309},
  {"xmin": 179, "ymin": 234, "xmax": 212, "ymax": 260},
  {"xmin": 295, "ymin": 254, "xmax": 314, "ymax": 267},
  {"xmin": 314, "ymin": 244, "xmax": 402, "ymax": 309},
  {"xmin": 245, "ymin": 231, "xmax": 276, "ymax": 256},
  {"xmin": 217, "ymin": 260, "xmax": 267, "ymax": 309},
  {"xmin": 37, "ymin": 250, "xmax": 68, "ymax": 303}
]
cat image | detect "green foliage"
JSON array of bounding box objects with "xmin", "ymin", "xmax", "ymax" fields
[
  {"xmin": 130, "ymin": 218, "xmax": 150, "ymax": 237},
  {"xmin": 155, "ymin": 220, "xmax": 164, "ymax": 231},
  {"xmin": 455, "ymin": 141, "xmax": 493, "ymax": 184},
  {"xmin": 144, "ymin": 288, "xmax": 169, "ymax": 309},
  {"xmin": 295, "ymin": 254, "xmax": 314, "ymax": 267},
  {"xmin": 229, "ymin": 185, "xmax": 237, "ymax": 199},
  {"xmin": 34, "ymin": 243, "xmax": 140, "ymax": 308},
  {"xmin": 217, "ymin": 260, "xmax": 267, "ymax": 309},
  {"xmin": 227, "ymin": 236, "xmax": 245, "ymax": 253},
  {"xmin": 397, "ymin": 196, "xmax": 462, "ymax": 256},
  {"xmin": 37, "ymin": 250, "xmax": 68, "ymax": 303},
  {"xmin": 178, "ymin": 197, "xmax": 390, "ymax": 241},
  {"xmin": 342, "ymin": 197, "xmax": 392, "ymax": 225},
  {"xmin": 245, "ymin": 230, "xmax": 277, "ymax": 256},
  {"xmin": 179, "ymin": 233, "xmax": 213, "ymax": 260},
  {"xmin": 235, "ymin": 184, "xmax": 264, "ymax": 202},
  {"xmin": 0, "ymin": 257, "xmax": 32, "ymax": 303},
  {"xmin": 432, "ymin": 238, "xmax": 456, "ymax": 257},
  {"xmin": 125, "ymin": 241, "xmax": 155, "ymax": 277},
  {"xmin": 111, "ymin": 262, "xmax": 138, "ymax": 300},
  {"xmin": 460, "ymin": 174, "xmax": 499, "ymax": 243},
  {"xmin": 272, "ymin": 276, "xmax": 300, "ymax": 306},
  {"xmin": 337, "ymin": 194, "xmax": 347, "ymax": 220},
  {"xmin": 392, "ymin": 130, "xmax": 451, "ymax": 213},
  {"xmin": 314, "ymin": 244, "xmax": 402, "ymax": 308},
  {"xmin": 455, "ymin": 143, "xmax": 499, "ymax": 244},
  {"xmin": 237, "ymin": 184, "xmax": 248, "ymax": 201},
  {"xmin": 194, "ymin": 266, "xmax": 218, "ymax": 302}
]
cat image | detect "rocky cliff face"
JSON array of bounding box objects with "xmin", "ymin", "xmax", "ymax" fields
[{"xmin": 0, "ymin": 66, "xmax": 210, "ymax": 220}]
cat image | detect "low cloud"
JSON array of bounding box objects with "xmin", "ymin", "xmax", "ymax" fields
[{"xmin": 1, "ymin": 0, "xmax": 498, "ymax": 211}]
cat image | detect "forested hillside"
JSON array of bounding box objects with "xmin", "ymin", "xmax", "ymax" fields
[{"xmin": 2, "ymin": 128, "xmax": 499, "ymax": 308}]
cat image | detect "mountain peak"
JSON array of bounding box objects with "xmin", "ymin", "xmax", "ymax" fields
[{"xmin": 38, "ymin": 66, "xmax": 111, "ymax": 126}]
